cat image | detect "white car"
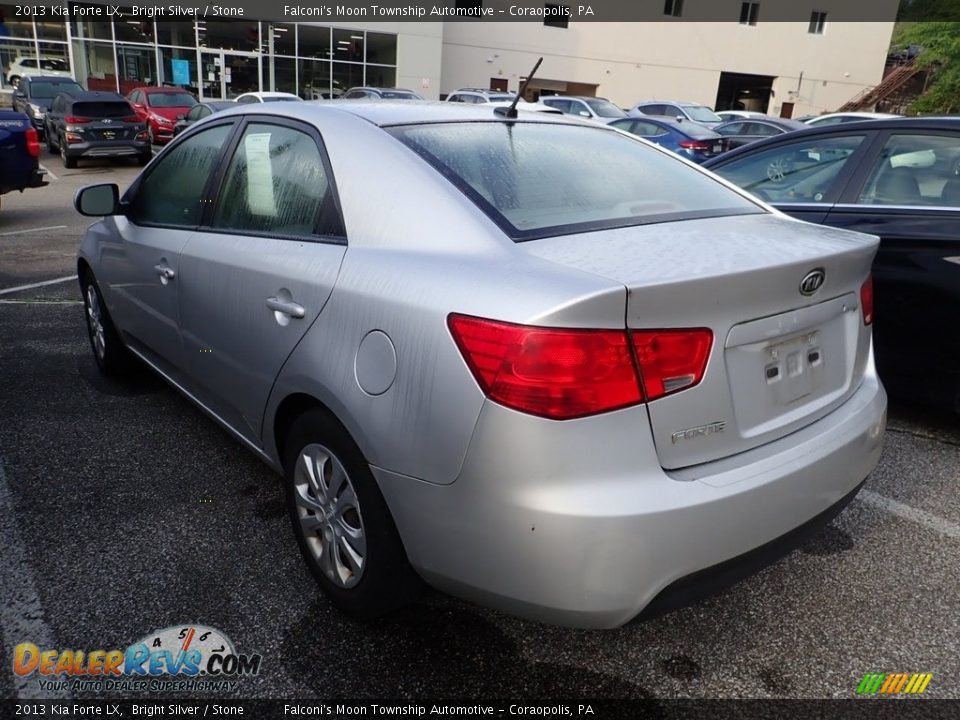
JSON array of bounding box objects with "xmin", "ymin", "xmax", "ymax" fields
[
  {"xmin": 487, "ymin": 100, "xmax": 563, "ymax": 114},
  {"xmin": 803, "ymin": 112, "xmax": 901, "ymax": 127},
  {"xmin": 233, "ymin": 91, "xmax": 302, "ymax": 104},
  {"xmin": 6, "ymin": 56, "xmax": 71, "ymax": 86}
]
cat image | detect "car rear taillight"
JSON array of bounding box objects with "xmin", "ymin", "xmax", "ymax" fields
[
  {"xmin": 122, "ymin": 116, "xmax": 139, "ymax": 123},
  {"xmin": 860, "ymin": 276, "xmax": 874, "ymax": 325},
  {"xmin": 448, "ymin": 315, "xmax": 714, "ymax": 419},
  {"xmin": 25, "ymin": 127, "xmax": 40, "ymax": 157},
  {"xmin": 448, "ymin": 314, "xmax": 643, "ymax": 420},
  {"xmin": 631, "ymin": 329, "xmax": 713, "ymax": 401},
  {"xmin": 678, "ymin": 140, "xmax": 711, "ymax": 151},
  {"xmin": 65, "ymin": 116, "xmax": 90, "ymax": 124}
]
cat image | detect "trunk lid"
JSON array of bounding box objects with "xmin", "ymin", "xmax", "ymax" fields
[{"xmin": 521, "ymin": 213, "xmax": 879, "ymax": 469}]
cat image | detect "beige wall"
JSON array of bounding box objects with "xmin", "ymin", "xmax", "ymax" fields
[{"xmin": 440, "ymin": 19, "xmax": 898, "ymax": 115}]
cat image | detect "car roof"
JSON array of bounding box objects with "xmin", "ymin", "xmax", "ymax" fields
[
  {"xmin": 140, "ymin": 86, "xmax": 193, "ymax": 93},
  {"xmin": 63, "ymin": 91, "xmax": 127, "ymax": 102},
  {"xmin": 229, "ymin": 99, "xmax": 592, "ymax": 128},
  {"xmin": 204, "ymin": 100, "xmax": 238, "ymax": 109},
  {"xmin": 636, "ymin": 100, "xmax": 708, "ymax": 107},
  {"xmin": 716, "ymin": 117, "xmax": 807, "ymax": 130},
  {"xmin": 237, "ymin": 91, "xmax": 299, "ymax": 98},
  {"xmin": 703, "ymin": 116, "xmax": 960, "ymax": 167},
  {"xmin": 618, "ymin": 115, "xmax": 720, "ymax": 137},
  {"xmin": 22, "ymin": 76, "xmax": 80, "ymax": 84}
]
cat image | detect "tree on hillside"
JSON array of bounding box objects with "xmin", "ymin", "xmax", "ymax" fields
[{"xmin": 894, "ymin": 22, "xmax": 960, "ymax": 113}]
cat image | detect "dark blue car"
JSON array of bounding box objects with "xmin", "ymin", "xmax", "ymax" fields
[
  {"xmin": 0, "ymin": 110, "xmax": 46, "ymax": 214},
  {"xmin": 609, "ymin": 116, "xmax": 726, "ymax": 163}
]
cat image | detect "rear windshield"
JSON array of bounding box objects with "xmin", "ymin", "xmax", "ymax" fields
[
  {"xmin": 147, "ymin": 92, "xmax": 197, "ymax": 108},
  {"xmin": 30, "ymin": 81, "xmax": 84, "ymax": 99},
  {"xmin": 685, "ymin": 105, "xmax": 722, "ymax": 123},
  {"xmin": 73, "ymin": 101, "xmax": 134, "ymax": 118},
  {"xmin": 390, "ymin": 122, "xmax": 760, "ymax": 240},
  {"xmin": 585, "ymin": 99, "xmax": 627, "ymax": 118},
  {"xmin": 39, "ymin": 59, "xmax": 69, "ymax": 71}
]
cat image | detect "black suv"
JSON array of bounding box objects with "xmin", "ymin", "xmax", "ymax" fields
[
  {"xmin": 11, "ymin": 76, "xmax": 85, "ymax": 139},
  {"xmin": 45, "ymin": 91, "xmax": 151, "ymax": 168}
]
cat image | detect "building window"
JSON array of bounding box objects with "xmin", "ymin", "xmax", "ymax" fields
[
  {"xmin": 663, "ymin": 0, "xmax": 683, "ymax": 17},
  {"xmin": 809, "ymin": 11, "xmax": 827, "ymax": 34},
  {"xmin": 544, "ymin": 4, "xmax": 570, "ymax": 28},
  {"xmin": 739, "ymin": 2, "xmax": 760, "ymax": 25}
]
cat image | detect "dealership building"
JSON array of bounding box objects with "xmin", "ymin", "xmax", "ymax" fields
[{"xmin": 0, "ymin": 2, "xmax": 897, "ymax": 116}]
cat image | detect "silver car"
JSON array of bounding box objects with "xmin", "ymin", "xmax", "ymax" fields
[{"xmin": 74, "ymin": 102, "xmax": 886, "ymax": 628}]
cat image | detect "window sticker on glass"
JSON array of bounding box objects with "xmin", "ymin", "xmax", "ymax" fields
[{"xmin": 245, "ymin": 133, "xmax": 276, "ymax": 216}]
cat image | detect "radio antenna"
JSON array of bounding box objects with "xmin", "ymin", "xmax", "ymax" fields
[{"xmin": 495, "ymin": 57, "xmax": 543, "ymax": 119}]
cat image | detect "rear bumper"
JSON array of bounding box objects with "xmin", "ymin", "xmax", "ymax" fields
[
  {"xmin": 65, "ymin": 140, "xmax": 151, "ymax": 158},
  {"xmin": 28, "ymin": 168, "xmax": 47, "ymax": 188},
  {"xmin": 376, "ymin": 366, "xmax": 886, "ymax": 628}
]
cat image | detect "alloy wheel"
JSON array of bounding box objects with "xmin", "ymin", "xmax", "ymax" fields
[{"xmin": 85, "ymin": 285, "xmax": 106, "ymax": 360}]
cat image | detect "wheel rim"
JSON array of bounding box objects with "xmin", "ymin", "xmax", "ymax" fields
[
  {"xmin": 85, "ymin": 285, "xmax": 106, "ymax": 360},
  {"xmin": 60, "ymin": 138, "xmax": 67, "ymax": 163},
  {"xmin": 293, "ymin": 443, "xmax": 366, "ymax": 589}
]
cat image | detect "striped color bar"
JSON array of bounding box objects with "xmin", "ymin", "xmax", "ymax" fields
[{"xmin": 857, "ymin": 673, "xmax": 933, "ymax": 695}]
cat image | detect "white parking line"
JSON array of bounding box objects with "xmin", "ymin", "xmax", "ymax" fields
[
  {"xmin": 0, "ymin": 225, "xmax": 68, "ymax": 238},
  {"xmin": 39, "ymin": 165, "xmax": 59, "ymax": 181},
  {"xmin": 0, "ymin": 300, "xmax": 81, "ymax": 305},
  {"xmin": 0, "ymin": 275, "xmax": 76, "ymax": 296},
  {"xmin": 858, "ymin": 490, "xmax": 960, "ymax": 540},
  {"xmin": 0, "ymin": 457, "xmax": 72, "ymax": 699}
]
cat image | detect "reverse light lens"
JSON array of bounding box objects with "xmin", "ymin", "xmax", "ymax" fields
[
  {"xmin": 448, "ymin": 314, "xmax": 643, "ymax": 420},
  {"xmin": 631, "ymin": 329, "xmax": 713, "ymax": 401},
  {"xmin": 860, "ymin": 276, "xmax": 874, "ymax": 325},
  {"xmin": 25, "ymin": 127, "xmax": 40, "ymax": 157}
]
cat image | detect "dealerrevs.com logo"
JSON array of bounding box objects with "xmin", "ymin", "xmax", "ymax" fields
[{"xmin": 13, "ymin": 624, "xmax": 262, "ymax": 693}]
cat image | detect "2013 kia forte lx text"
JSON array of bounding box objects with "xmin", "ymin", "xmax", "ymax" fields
[{"xmin": 74, "ymin": 102, "xmax": 887, "ymax": 628}]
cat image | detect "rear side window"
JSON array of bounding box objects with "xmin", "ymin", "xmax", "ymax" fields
[
  {"xmin": 72, "ymin": 101, "xmax": 134, "ymax": 119},
  {"xmin": 857, "ymin": 133, "xmax": 960, "ymax": 206},
  {"xmin": 390, "ymin": 121, "xmax": 760, "ymax": 240},
  {"xmin": 211, "ymin": 123, "xmax": 343, "ymax": 239},
  {"xmin": 711, "ymin": 134, "xmax": 865, "ymax": 204},
  {"xmin": 130, "ymin": 124, "xmax": 233, "ymax": 227}
]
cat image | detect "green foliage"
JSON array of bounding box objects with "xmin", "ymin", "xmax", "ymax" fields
[
  {"xmin": 895, "ymin": 22, "xmax": 960, "ymax": 113},
  {"xmin": 897, "ymin": 0, "xmax": 960, "ymax": 21}
]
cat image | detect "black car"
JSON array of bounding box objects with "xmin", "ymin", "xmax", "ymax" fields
[
  {"xmin": 11, "ymin": 76, "xmax": 85, "ymax": 139},
  {"xmin": 172, "ymin": 100, "xmax": 237, "ymax": 137},
  {"xmin": 703, "ymin": 117, "xmax": 960, "ymax": 412},
  {"xmin": 713, "ymin": 117, "xmax": 808, "ymax": 150},
  {"xmin": 44, "ymin": 91, "xmax": 151, "ymax": 168}
]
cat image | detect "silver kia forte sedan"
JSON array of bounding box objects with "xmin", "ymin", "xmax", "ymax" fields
[{"xmin": 74, "ymin": 102, "xmax": 886, "ymax": 628}]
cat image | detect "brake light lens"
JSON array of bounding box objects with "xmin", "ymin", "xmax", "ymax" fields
[
  {"xmin": 122, "ymin": 115, "xmax": 139, "ymax": 123},
  {"xmin": 678, "ymin": 140, "xmax": 711, "ymax": 151},
  {"xmin": 448, "ymin": 315, "xmax": 715, "ymax": 419},
  {"xmin": 448, "ymin": 314, "xmax": 643, "ymax": 420},
  {"xmin": 860, "ymin": 276, "xmax": 874, "ymax": 325},
  {"xmin": 631, "ymin": 329, "xmax": 713, "ymax": 401},
  {"xmin": 65, "ymin": 116, "xmax": 90, "ymax": 124},
  {"xmin": 25, "ymin": 127, "xmax": 40, "ymax": 157}
]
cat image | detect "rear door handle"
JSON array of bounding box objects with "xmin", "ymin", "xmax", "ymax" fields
[
  {"xmin": 153, "ymin": 264, "xmax": 175, "ymax": 283},
  {"xmin": 266, "ymin": 297, "xmax": 305, "ymax": 319}
]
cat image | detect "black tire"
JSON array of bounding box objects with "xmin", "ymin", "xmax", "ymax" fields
[
  {"xmin": 283, "ymin": 409, "xmax": 421, "ymax": 619},
  {"xmin": 80, "ymin": 270, "xmax": 133, "ymax": 377},
  {"xmin": 61, "ymin": 138, "xmax": 77, "ymax": 169},
  {"xmin": 46, "ymin": 126, "xmax": 57, "ymax": 153},
  {"xmin": 136, "ymin": 152, "xmax": 151, "ymax": 167}
]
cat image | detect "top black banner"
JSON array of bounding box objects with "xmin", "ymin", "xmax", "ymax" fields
[{"xmin": 6, "ymin": 0, "xmax": 955, "ymax": 24}]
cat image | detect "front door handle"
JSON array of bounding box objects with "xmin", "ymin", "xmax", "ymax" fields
[
  {"xmin": 266, "ymin": 296, "xmax": 305, "ymax": 319},
  {"xmin": 153, "ymin": 264, "xmax": 175, "ymax": 284}
]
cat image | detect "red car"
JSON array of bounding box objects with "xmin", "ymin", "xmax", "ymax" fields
[{"xmin": 126, "ymin": 87, "xmax": 198, "ymax": 145}]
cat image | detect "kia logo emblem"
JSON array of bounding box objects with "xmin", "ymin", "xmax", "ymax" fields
[{"xmin": 800, "ymin": 268, "xmax": 825, "ymax": 296}]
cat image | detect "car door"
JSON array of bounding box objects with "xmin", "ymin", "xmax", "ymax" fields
[
  {"xmin": 824, "ymin": 128, "xmax": 960, "ymax": 402},
  {"xmin": 706, "ymin": 131, "xmax": 875, "ymax": 224},
  {"xmin": 102, "ymin": 121, "xmax": 236, "ymax": 378},
  {"xmin": 176, "ymin": 118, "xmax": 347, "ymax": 445}
]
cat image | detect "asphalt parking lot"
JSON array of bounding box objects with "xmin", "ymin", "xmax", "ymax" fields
[{"xmin": 1, "ymin": 154, "xmax": 959, "ymax": 703}]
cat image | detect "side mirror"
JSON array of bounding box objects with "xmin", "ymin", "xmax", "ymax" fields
[
  {"xmin": 75, "ymin": 184, "xmax": 121, "ymax": 217},
  {"xmin": 676, "ymin": 115, "xmax": 684, "ymax": 122},
  {"xmin": 578, "ymin": 110, "xmax": 591, "ymax": 118}
]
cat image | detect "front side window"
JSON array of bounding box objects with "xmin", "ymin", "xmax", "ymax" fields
[
  {"xmin": 390, "ymin": 122, "xmax": 760, "ymax": 240},
  {"xmin": 129, "ymin": 123, "xmax": 233, "ymax": 226},
  {"xmin": 716, "ymin": 122, "xmax": 746, "ymax": 136},
  {"xmin": 857, "ymin": 133, "xmax": 960, "ymax": 207},
  {"xmin": 211, "ymin": 123, "xmax": 343, "ymax": 238},
  {"xmin": 710, "ymin": 134, "xmax": 865, "ymax": 204}
]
